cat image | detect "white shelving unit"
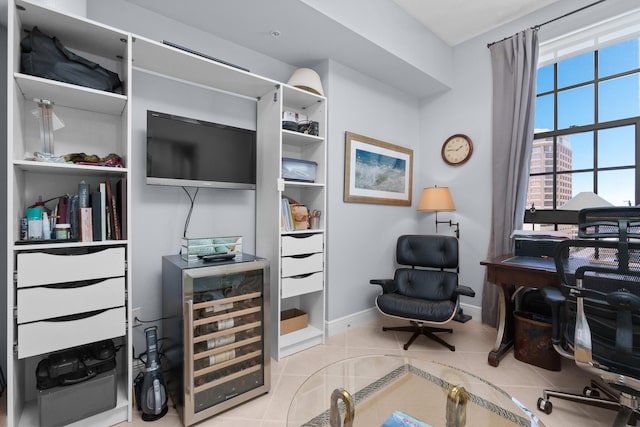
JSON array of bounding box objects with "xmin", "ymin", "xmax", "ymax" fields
[
  {"xmin": 131, "ymin": 35, "xmax": 328, "ymax": 361},
  {"xmin": 5, "ymin": 4, "xmax": 327, "ymax": 424},
  {"xmin": 6, "ymin": 1, "xmax": 132, "ymax": 426},
  {"xmin": 256, "ymin": 85, "xmax": 327, "ymax": 360}
]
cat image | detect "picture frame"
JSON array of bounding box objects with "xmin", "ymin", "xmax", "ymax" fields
[{"xmin": 344, "ymin": 132, "xmax": 413, "ymax": 205}]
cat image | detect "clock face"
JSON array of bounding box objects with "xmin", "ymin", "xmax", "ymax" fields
[{"xmin": 442, "ymin": 134, "xmax": 473, "ymax": 166}]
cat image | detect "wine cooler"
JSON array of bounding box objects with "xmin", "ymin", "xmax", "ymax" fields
[{"xmin": 161, "ymin": 254, "xmax": 270, "ymax": 426}]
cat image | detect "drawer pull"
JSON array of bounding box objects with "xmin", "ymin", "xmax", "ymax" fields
[
  {"xmin": 289, "ymin": 253, "xmax": 316, "ymax": 259},
  {"xmin": 287, "ymin": 233, "xmax": 315, "ymax": 239},
  {"xmin": 33, "ymin": 308, "xmax": 111, "ymax": 324},
  {"xmin": 42, "ymin": 278, "xmax": 120, "ymax": 290}
]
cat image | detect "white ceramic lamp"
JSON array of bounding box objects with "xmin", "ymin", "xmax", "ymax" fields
[{"xmin": 287, "ymin": 68, "xmax": 324, "ymax": 96}]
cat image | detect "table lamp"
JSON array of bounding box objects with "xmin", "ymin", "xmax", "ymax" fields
[{"xmin": 418, "ymin": 186, "xmax": 460, "ymax": 238}]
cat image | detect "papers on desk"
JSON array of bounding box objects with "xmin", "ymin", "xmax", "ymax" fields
[{"xmin": 511, "ymin": 230, "xmax": 570, "ymax": 240}]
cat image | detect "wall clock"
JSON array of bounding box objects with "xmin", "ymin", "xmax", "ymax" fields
[{"xmin": 441, "ymin": 134, "xmax": 473, "ymax": 166}]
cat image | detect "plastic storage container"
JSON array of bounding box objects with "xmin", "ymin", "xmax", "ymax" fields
[{"xmin": 282, "ymin": 158, "xmax": 317, "ymax": 182}]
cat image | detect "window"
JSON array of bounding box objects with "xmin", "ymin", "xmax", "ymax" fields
[{"xmin": 525, "ymin": 35, "xmax": 640, "ymax": 233}]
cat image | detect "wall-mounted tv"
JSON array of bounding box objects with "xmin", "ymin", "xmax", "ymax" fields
[{"xmin": 146, "ymin": 110, "xmax": 256, "ymax": 189}]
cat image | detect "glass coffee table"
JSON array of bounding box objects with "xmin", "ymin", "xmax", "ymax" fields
[{"xmin": 287, "ymin": 355, "xmax": 543, "ymax": 427}]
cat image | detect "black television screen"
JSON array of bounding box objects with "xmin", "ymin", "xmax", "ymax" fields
[{"xmin": 146, "ymin": 110, "xmax": 256, "ymax": 189}]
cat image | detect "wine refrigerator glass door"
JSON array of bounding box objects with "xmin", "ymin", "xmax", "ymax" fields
[{"xmin": 183, "ymin": 260, "xmax": 269, "ymax": 424}]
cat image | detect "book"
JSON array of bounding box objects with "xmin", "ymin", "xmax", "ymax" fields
[
  {"xmin": 111, "ymin": 193, "xmax": 121, "ymax": 240},
  {"xmin": 117, "ymin": 178, "xmax": 127, "ymax": 239},
  {"xmin": 105, "ymin": 179, "xmax": 121, "ymax": 240},
  {"xmin": 79, "ymin": 207, "xmax": 93, "ymax": 242},
  {"xmin": 69, "ymin": 195, "xmax": 79, "ymax": 240},
  {"xmin": 99, "ymin": 182, "xmax": 107, "ymax": 241},
  {"xmin": 91, "ymin": 191, "xmax": 103, "ymax": 241},
  {"xmin": 57, "ymin": 195, "xmax": 70, "ymax": 225},
  {"xmin": 78, "ymin": 180, "xmax": 90, "ymax": 208},
  {"xmin": 281, "ymin": 198, "xmax": 293, "ymax": 231}
]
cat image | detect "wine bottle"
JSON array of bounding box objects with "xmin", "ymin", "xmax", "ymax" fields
[
  {"xmin": 194, "ymin": 333, "xmax": 236, "ymax": 353},
  {"xmin": 195, "ymin": 317, "xmax": 235, "ymax": 336},
  {"xmin": 194, "ymin": 349, "xmax": 236, "ymax": 370}
]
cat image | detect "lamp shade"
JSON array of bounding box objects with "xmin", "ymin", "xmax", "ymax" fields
[
  {"xmin": 559, "ymin": 191, "xmax": 613, "ymax": 210},
  {"xmin": 287, "ymin": 68, "xmax": 324, "ymax": 96},
  {"xmin": 417, "ymin": 187, "xmax": 456, "ymax": 212}
]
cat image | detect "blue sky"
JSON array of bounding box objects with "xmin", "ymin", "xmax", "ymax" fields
[{"xmin": 533, "ymin": 38, "xmax": 639, "ymax": 206}]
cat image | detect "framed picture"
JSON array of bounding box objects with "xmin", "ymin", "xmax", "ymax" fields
[{"xmin": 344, "ymin": 132, "xmax": 413, "ymax": 205}]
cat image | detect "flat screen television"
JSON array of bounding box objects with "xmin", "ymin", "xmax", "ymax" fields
[{"xmin": 146, "ymin": 110, "xmax": 257, "ymax": 189}]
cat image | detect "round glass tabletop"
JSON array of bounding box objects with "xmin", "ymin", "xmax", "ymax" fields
[{"xmin": 287, "ymin": 354, "xmax": 544, "ymax": 427}]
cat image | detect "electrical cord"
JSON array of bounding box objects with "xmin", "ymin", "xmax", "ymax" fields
[
  {"xmin": 182, "ymin": 186, "xmax": 199, "ymax": 238},
  {"xmin": 134, "ymin": 315, "xmax": 172, "ymax": 325}
]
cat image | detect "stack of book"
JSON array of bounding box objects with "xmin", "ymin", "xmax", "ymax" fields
[
  {"xmin": 281, "ymin": 199, "xmax": 294, "ymax": 231},
  {"xmin": 47, "ymin": 177, "xmax": 126, "ymax": 242},
  {"xmin": 281, "ymin": 198, "xmax": 309, "ymax": 231}
]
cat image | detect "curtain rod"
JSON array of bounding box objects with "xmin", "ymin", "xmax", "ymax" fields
[{"xmin": 486, "ymin": 0, "xmax": 607, "ymax": 48}]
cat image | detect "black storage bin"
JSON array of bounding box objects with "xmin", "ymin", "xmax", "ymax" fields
[{"xmin": 513, "ymin": 289, "xmax": 561, "ymax": 371}]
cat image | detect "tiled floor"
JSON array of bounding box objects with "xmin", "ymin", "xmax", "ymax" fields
[{"xmin": 3, "ymin": 316, "xmax": 619, "ymax": 426}]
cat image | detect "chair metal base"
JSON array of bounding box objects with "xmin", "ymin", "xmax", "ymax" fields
[
  {"xmin": 382, "ymin": 321, "xmax": 455, "ymax": 351},
  {"xmin": 538, "ymin": 379, "xmax": 639, "ymax": 427}
]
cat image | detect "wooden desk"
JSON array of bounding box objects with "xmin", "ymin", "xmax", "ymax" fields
[{"xmin": 480, "ymin": 255, "xmax": 560, "ymax": 367}]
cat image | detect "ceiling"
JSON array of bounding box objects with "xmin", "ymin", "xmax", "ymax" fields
[
  {"xmin": 123, "ymin": 0, "xmax": 560, "ymax": 97},
  {"xmin": 391, "ymin": 0, "xmax": 560, "ymax": 46}
]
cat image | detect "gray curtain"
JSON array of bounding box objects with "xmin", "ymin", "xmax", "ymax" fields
[{"xmin": 482, "ymin": 29, "xmax": 539, "ymax": 326}]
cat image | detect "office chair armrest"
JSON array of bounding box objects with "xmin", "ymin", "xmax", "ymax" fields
[
  {"xmin": 453, "ymin": 285, "xmax": 475, "ymax": 298},
  {"xmin": 541, "ymin": 287, "xmax": 565, "ymax": 345},
  {"xmin": 370, "ymin": 279, "xmax": 397, "ymax": 294}
]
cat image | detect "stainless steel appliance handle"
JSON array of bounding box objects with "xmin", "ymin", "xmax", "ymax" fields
[{"xmin": 186, "ymin": 299, "xmax": 194, "ymax": 400}]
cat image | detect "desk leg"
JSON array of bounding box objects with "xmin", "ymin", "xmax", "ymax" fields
[{"xmin": 488, "ymin": 283, "xmax": 515, "ymax": 367}]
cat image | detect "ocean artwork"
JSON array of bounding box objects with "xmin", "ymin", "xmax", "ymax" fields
[
  {"xmin": 354, "ymin": 149, "xmax": 406, "ymax": 193},
  {"xmin": 344, "ymin": 132, "xmax": 412, "ymax": 205}
]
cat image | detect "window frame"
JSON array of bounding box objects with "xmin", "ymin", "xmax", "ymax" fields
[{"xmin": 525, "ymin": 43, "xmax": 640, "ymax": 228}]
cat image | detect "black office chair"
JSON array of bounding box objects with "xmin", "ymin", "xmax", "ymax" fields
[
  {"xmin": 370, "ymin": 234, "xmax": 475, "ymax": 351},
  {"xmin": 537, "ymin": 207, "xmax": 640, "ymax": 427}
]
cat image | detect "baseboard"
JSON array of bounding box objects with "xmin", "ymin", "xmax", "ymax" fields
[
  {"xmin": 325, "ymin": 307, "xmax": 380, "ymax": 337},
  {"xmin": 325, "ymin": 303, "xmax": 482, "ymax": 337},
  {"xmin": 459, "ymin": 302, "xmax": 481, "ymax": 322}
]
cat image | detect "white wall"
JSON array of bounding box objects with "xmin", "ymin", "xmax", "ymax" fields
[{"xmin": 324, "ymin": 59, "xmax": 422, "ymax": 321}]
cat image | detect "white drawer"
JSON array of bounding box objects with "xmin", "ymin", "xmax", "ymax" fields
[
  {"xmin": 17, "ymin": 277, "xmax": 125, "ymax": 324},
  {"xmin": 281, "ymin": 252, "xmax": 323, "ymax": 278},
  {"xmin": 17, "ymin": 247, "xmax": 125, "ymax": 288},
  {"xmin": 282, "ymin": 272, "xmax": 323, "ymax": 298},
  {"xmin": 18, "ymin": 306, "xmax": 125, "ymax": 359},
  {"xmin": 281, "ymin": 234, "xmax": 323, "ymax": 256}
]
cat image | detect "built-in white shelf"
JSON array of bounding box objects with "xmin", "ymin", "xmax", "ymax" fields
[
  {"xmin": 131, "ymin": 35, "xmax": 278, "ymax": 99},
  {"xmin": 14, "ymin": 73, "xmax": 127, "ymax": 116}
]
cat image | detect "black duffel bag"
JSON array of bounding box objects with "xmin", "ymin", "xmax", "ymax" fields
[
  {"xmin": 21, "ymin": 26, "xmax": 122, "ymax": 93},
  {"xmin": 36, "ymin": 339, "xmax": 117, "ymax": 390}
]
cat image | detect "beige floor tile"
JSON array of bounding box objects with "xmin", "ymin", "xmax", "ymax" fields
[{"xmin": 3, "ymin": 316, "xmax": 628, "ymax": 427}]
